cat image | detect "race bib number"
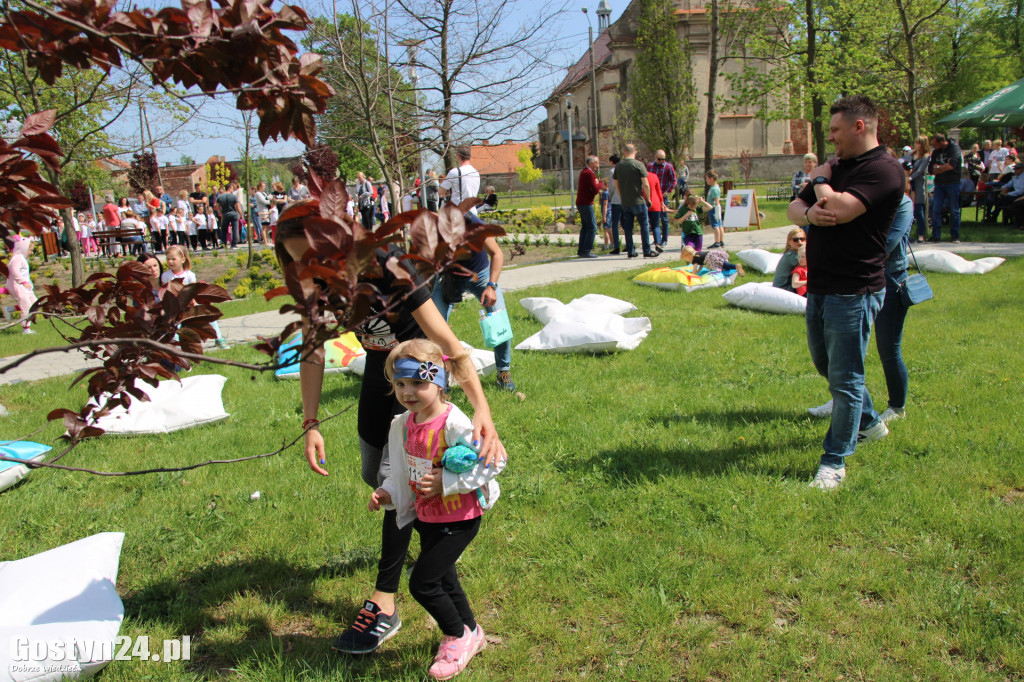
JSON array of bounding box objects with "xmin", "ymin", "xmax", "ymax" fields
[{"xmin": 407, "ymin": 455, "xmax": 433, "ymax": 484}]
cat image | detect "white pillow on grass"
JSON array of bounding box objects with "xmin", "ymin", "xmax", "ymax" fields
[
  {"xmin": 515, "ymin": 311, "xmax": 651, "ymax": 353},
  {"xmin": 520, "ymin": 294, "xmax": 636, "ymax": 323},
  {"xmin": 911, "ymin": 250, "xmax": 1005, "ymax": 274},
  {"xmin": 722, "ymin": 282, "xmax": 807, "ymax": 315},
  {"xmin": 88, "ymin": 374, "xmax": 229, "ymax": 436},
  {"xmin": 0, "ymin": 532, "xmax": 125, "ymax": 681},
  {"xmin": 567, "ymin": 294, "xmax": 637, "ymax": 315},
  {"xmin": 736, "ymin": 249, "xmax": 782, "ymax": 274},
  {"xmin": 519, "ymin": 297, "xmax": 567, "ymax": 324}
]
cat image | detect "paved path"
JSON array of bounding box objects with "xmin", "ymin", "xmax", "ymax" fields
[{"xmin": 2, "ymin": 226, "xmax": 1021, "ymax": 386}]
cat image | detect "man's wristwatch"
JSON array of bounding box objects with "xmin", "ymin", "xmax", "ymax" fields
[
  {"xmin": 812, "ymin": 176, "xmax": 830, "ymax": 186},
  {"xmin": 486, "ymin": 282, "xmax": 498, "ymax": 288}
]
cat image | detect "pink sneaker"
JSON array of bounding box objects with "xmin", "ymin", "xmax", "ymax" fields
[{"xmin": 428, "ymin": 625, "xmax": 484, "ymax": 680}]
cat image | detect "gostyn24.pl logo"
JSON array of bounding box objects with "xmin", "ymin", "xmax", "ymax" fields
[{"xmin": 10, "ymin": 636, "xmax": 191, "ymax": 664}]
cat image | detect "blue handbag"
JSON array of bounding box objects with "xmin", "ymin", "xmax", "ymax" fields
[
  {"xmin": 479, "ymin": 307, "xmax": 513, "ymax": 348},
  {"xmin": 899, "ymin": 243, "xmax": 934, "ymax": 307}
]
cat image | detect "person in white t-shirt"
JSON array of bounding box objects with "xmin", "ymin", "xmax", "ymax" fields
[
  {"xmin": 401, "ymin": 188, "xmax": 415, "ymax": 213},
  {"xmin": 439, "ymin": 145, "xmax": 481, "ymax": 214}
]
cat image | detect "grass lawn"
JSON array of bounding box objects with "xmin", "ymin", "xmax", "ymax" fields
[{"xmin": 1, "ymin": 254, "xmax": 1022, "ymax": 680}]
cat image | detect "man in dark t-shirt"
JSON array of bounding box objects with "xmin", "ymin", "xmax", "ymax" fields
[
  {"xmin": 216, "ymin": 183, "xmax": 241, "ymax": 248},
  {"xmin": 928, "ymin": 133, "xmax": 963, "ymax": 242},
  {"xmin": 787, "ymin": 95, "xmax": 905, "ymax": 491},
  {"xmin": 189, "ymin": 183, "xmax": 207, "ymax": 214},
  {"xmin": 614, "ymin": 144, "xmax": 656, "ymax": 257}
]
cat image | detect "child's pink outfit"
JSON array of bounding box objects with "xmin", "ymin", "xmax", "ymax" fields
[
  {"xmin": 5, "ymin": 237, "xmax": 37, "ymax": 331},
  {"xmin": 380, "ymin": 403, "xmax": 502, "ymax": 529},
  {"xmin": 379, "ymin": 402, "xmax": 502, "ymax": 680}
]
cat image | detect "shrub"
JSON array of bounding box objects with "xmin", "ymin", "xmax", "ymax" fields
[
  {"xmin": 541, "ymin": 177, "xmax": 560, "ymax": 194},
  {"xmin": 232, "ymin": 283, "xmax": 250, "ymax": 298},
  {"xmin": 526, "ymin": 206, "xmax": 554, "ymax": 231}
]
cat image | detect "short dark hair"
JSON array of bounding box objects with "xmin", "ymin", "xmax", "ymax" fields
[
  {"xmin": 609, "ymin": 154, "xmax": 620, "ymax": 164},
  {"xmin": 829, "ymin": 95, "xmax": 879, "ymax": 124},
  {"xmin": 705, "ymin": 169, "xmax": 718, "ymax": 180},
  {"xmin": 456, "ymin": 145, "xmax": 472, "ymax": 160},
  {"xmin": 931, "ymin": 133, "xmax": 947, "ymax": 144}
]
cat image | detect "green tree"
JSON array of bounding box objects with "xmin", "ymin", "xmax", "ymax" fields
[
  {"xmin": 303, "ymin": 14, "xmax": 415, "ymax": 196},
  {"xmin": 516, "ymin": 147, "xmax": 543, "ymax": 189},
  {"xmin": 628, "ymin": 0, "xmax": 698, "ymax": 168}
]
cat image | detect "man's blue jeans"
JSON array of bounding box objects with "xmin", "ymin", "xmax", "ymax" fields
[
  {"xmin": 931, "ymin": 183, "xmax": 960, "ymax": 240},
  {"xmin": 648, "ymin": 210, "xmax": 664, "ymax": 245},
  {"xmin": 576, "ymin": 203, "xmax": 597, "ymax": 255},
  {"xmin": 619, "ymin": 204, "xmax": 652, "ymax": 255},
  {"xmin": 806, "ymin": 291, "xmax": 884, "ymax": 468},
  {"xmin": 913, "ymin": 202, "xmax": 927, "ymax": 240},
  {"xmin": 654, "ymin": 209, "xmax": 670, "ymax": 245},
  {"xmin": 431, "ymin": 265, "xmax": 511, "ymax": 372},
  {"xmin": 609, "ymin": 204, "xmax": 622, "ymax": 250}
]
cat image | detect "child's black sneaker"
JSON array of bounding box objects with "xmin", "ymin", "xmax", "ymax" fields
[{"xmin": 331, "ymin": 600, "xmax": 402, "ymax": 654}]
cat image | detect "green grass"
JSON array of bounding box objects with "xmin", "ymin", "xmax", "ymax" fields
[{"xmin": 1, "ymin": 257, "xmax": 1023, "ymax": 680}]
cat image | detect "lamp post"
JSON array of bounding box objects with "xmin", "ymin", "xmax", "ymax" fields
[
  {"xmin": 566, "ymin": 94, "xmax": 575, "ymax": 220},
  {"xmin": 582, "ymin": 7, "xmax": 598, "ymax": 159}
]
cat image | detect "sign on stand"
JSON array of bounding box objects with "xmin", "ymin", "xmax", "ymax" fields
[{"xmin": 722, "ymin": 189, "xmax": 762, "ymax": 230}]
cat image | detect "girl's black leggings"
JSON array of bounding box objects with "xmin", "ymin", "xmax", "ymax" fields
[{"xmin": 408, "ymin": 517, "xmax": 480, "ymax": 637}]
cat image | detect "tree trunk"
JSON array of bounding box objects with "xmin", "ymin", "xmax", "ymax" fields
[
  {"xmin": 703, "ymin": 0, "xmax": 719, "ymax": 177},
  {"xmin": 44, "ymin": 168, "xmax": 84, "ymax": 286},
  {"xmin": 895, "ymin": 0, "xmax": 919, "ymax": 139},
  {"xmin": 805, "ymin": 0, "xmax": 826, "ymax": 160}
]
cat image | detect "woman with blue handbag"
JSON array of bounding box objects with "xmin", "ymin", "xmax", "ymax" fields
[{"xmin": 874, "ymin": 193, "xmax": 916, "ymax": 424}]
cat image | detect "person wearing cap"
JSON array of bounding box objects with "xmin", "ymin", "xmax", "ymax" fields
[{"xmin": 901, "ymin": 145, "xmax": 913, "ymax": 165}]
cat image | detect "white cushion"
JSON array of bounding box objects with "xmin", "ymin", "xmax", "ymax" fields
[
  {"xmin": 910, "ymin": 250, "xmax": 1005, "ymax": 274},
  {"xmin": 0, "ymin": 532, "xmax": 125, "ymax": 681},
  {"xmin": 736, "ymin": 249, "xmax": 782, "ymax": 274},
  {"xmin": 519, "ymin": 297, "xmax": 567, "ymax": 324},
  {"xmin": 516, "ymin": 309, "xmax": 651, "ymax": 353},
  {"xmin": 722, "ymin": 282, "xmax": 807, "ymax": 315},
  {"xmin": 521, "ymin": 294, "xmax": 637, "ymax": 323},
  {"xmin": 566, "ymin": 294, "xmax": 637, "ymax": 315},
  {"xmin": 0, "ymin": 441, "xmax": 51, "ymax": 493},
  {"xmin": 89, "ymin": 375, "xmax": 229, "ymax": 435}
]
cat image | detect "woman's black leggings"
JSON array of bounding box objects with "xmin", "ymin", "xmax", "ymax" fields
[{"xmin": 409, "ymin": 517, "xmax": 480, "ymax": 637}]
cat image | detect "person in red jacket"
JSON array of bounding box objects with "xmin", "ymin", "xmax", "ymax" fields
[
  {"xmin": 646, "ymin": 169, "xmax": 665, "ymax": 254},
  {"xmin": 575, "ymin": 155, "xmax": 605, "ymax": 258}
]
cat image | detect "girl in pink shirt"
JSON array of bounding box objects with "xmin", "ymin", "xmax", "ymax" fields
[{"xmin": 369, "ymin": 339, "xmax": 503, "ymax": 680}]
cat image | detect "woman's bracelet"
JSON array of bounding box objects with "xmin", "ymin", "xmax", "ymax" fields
[{"xmin": 302, "ymin": 418, "xmax": 320, "ymax": 430}]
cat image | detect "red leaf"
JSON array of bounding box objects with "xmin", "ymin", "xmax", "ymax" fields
[
  {"xmin": 19, "ymin": 110, "xmax": 55, "ymax": 136},
  {"xmin": 319, "ymin": 178, "xmax": 349, "ymax": 223}
]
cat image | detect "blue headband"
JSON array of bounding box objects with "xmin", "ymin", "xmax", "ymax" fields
[{"xmin": 393, "ymin": 358, "xmax": 447, "ymax": 389}]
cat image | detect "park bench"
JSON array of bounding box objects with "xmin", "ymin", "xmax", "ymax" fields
[
  {"xmin": 765, "ymin": 185, "xmax": 791, "ymax": 201},
  {"xmin": 94, "ymin": 226, "xmax": 147, "ymax": 256}
]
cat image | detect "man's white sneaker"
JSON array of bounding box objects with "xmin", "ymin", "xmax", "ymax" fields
[
  {"xmin": 857, "ymin": 419, "xmax": 889, "ymax": 444},
  {"xmin": 807, "ymin": 399, "xmax": 833, "ymax": 418},
  {"xmin": 809, "ymin": 465, "xmax": 846, "ymax": 490},
  {"xmin": 879, "ymin": 407, "xmax": 905, "ymax": 424}
]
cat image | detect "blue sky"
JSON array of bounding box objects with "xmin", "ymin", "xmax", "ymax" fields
[{"xmin": 130, "ymin": 0, "xmax": 627, "ymax": 165}]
